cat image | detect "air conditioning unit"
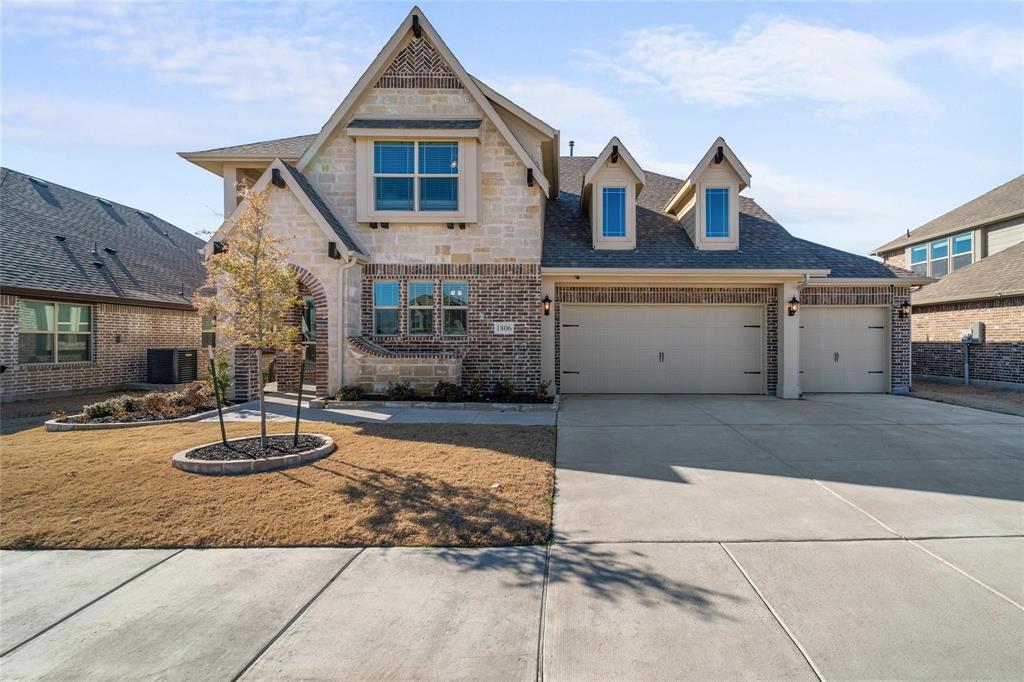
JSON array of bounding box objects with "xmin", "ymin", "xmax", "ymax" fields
[{"xmin": 147, "ymin": 348, "xmax": 198, "ymax": 384}]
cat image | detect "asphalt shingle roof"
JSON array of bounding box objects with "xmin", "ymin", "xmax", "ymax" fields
[
  {"xmin": 544, "ymin": 157, "xmax": 916, "ymax": 279},
  {"xmin": 0, "ymin": 168, "xmax": 206, "ymax": 307},
  {"xmin": 184, "ymin": 134, "xmax": 317, "ymax": 158},
  {"xmin": 347, "ymin": 119, "xmax": 482, "ymax": 129},
  {"xmin": 873, "ymin": 174, "xmax": 1024, "ymax": 255},
  {"xmin": 281, "ymin": 164, "xmax": 365, "ymax": 256},
  {"xmin": 912, "ymin": 241, "xmax": 1024, "ymax": 305}
]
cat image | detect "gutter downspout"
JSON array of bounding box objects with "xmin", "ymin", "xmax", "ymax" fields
[{"xmin": 338, "ymin": 254, "xmax": 361, "ymax": 390}]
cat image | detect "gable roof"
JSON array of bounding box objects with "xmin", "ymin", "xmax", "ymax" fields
[
  {"xmin": 664, "ymin": 137, "xmax": 751, "ymax": 215},
  {"xmin": 873, "ymin": 174, "xmax": 1024, "ymax": 255},
  {"xmin": 178, "ymin": 134, "xmax": 316, "ymax": 175},
  {"xmin": 544, "ymin": 157, "xmax": 922, "ymax": 280},
  {"xmin": 295, "ymin": 7, "xmax": 553, "ymax": 197},
  {"xmin": 0, "ymin": 167, "xmax": 205, "ymax": 308},
  {"xmin": 206, "ymin": 159, "xmax": 365, "ymax": 258},
  {"xmin": 583, "ymin": 137, "xmax": 646, "ymax": 194},
  {"xmin": 912, "ymin": 241, "xmax": 1024, "ymax": 305}
]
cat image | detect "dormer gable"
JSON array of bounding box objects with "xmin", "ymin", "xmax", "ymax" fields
[
  {"xmin": 581, "ymin": 137, "xmax": 645, "ymax": 251},
  {"xmin": 664, "ymin": 137, "xmax": 751, "ymax": 251}
]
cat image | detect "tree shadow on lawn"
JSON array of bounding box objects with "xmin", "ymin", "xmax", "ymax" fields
[{"xmin": 436, "ymin": 543, "xmax": 743, "ymax": 620}]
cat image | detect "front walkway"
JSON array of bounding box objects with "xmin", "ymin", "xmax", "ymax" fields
[{"xmin": 2, "ymin": 395, "xmax": 1021, "ymax": 679}]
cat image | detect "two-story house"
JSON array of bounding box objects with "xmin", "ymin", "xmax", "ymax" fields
[
  {"xmin": 873, "ymin": 175, "xmax": 1024, "ymax": 386},
  {"xmin": 181, "ymin": 7, "xmax": 926, "ymax": 402}
]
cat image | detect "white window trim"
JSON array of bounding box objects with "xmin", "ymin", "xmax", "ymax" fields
[
  {"xmin": 373, "ymin": 281, "xmax": 401, "ymax": 336},
  {"xmin": 355, "ymin": 136, "xmax": 479, "ymax": 224},
  {"xmin": 407, "ymin": 280, "xmax": 435, "ymax": 336},
  {"xmin": 592, "ymin": 178, "xmax": 636, "ymax": 250},
  {"xmin": 441, "ymin": 280, "xmax": 469, "ymax": 336},
  {"xmin": 694, "ymin": 181, "xmax": 739, "ymax": 251},
  {"xmin": 17, "ymin": 299, "xmax": 94, "ymax": 365},
  {"xmin": 906, "ymin": 232, "xmax": 974, "ymax": 277}
]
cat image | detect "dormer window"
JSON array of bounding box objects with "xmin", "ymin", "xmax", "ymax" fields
[
  {"xmin": 705, "ymin": 188, "xmax": 730, "ymax": 238},
  {"xmin": 602, "ymin": 188, "xmax": 627, "ymax": 238}
]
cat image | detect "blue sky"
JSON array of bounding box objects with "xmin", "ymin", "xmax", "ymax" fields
[{"xmin": 3, "ymin": 1, "xmax": 1021, "ymax": 255}]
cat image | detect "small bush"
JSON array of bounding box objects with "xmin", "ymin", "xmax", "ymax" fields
[
  {"xmin": 495, "ymin": 378, "xmax": 515, "ymax": 401},
  {"xmin": 179, "ymin": 383, "xmax": 211, "ymax": 410},
  {"xmin": 82, "ymin": 396, "xmax": 127, "ymax": 420},
  {"xmin": 467, "ymin": 378, "xmax": 483, "ymax": 400},
  {"xmin": 384, "ymin": 381, "xmax": 416, "ymax": 401},
  {"xmin": 206, "ymin": 351, "xmax": 231, "ymax": 400},
  {"xmin": 51, "ymin": 409, "xmax": 67, "ymax": 423},
  {"xmin": 432, "ymin": 381, "xmax": 465, "ymax": 402},
  {"xmin": 336, "ymin": 384, "xmax": 365, "ymax": 401},
  {"xmin": 535, "ymin": 380, "xmax": 552, "ymax": 400},
  {"xmin": 141, "ymin": 392, "xmax": 168, "ymax": 417}
]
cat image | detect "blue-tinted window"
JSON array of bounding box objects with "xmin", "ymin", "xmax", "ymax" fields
[
  {"xmin": 375, "ymin": 177, "xmax": 414, "ymax": 211},
  {"xmin": 419, "ymin": 178, "xmax": 458, "ymax": 211},
  {"xmin": 374, "ymin": 141, "xmax": 414, "ymax": 174},
  {"xmin": 373, "ymin": 281, "xmax": 400, "ymax": 308},
  {"xmin": 373, "ymin": 281, "xmax": 400, "ymax": 335},
  {"xmin": 419, "ymin": 142, "xmax": 458, "ymax": 175},
  {"xmin": 601, "ymin": 187, "xmax": 626, "ymax": 237},
  {"xmin": 952, "ymin": 233, "xmax": 972, "ymax": 270},
  {"xmin": 910, "ymin": 244, "xmax": 927, "ymax": 275},
  {"xmin": 705, "ymin": 188, "xmax": 729, "ymax": 238}
]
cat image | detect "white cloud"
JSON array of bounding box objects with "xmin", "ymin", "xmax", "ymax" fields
[{"xmin": 585, "ymin": 17, "xmax": 1021, "ymax": 117}]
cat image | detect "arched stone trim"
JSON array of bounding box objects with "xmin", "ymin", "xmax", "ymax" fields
[{"xmin": 275, "ymin": 264, "xmax": 330, "ymax": 399}]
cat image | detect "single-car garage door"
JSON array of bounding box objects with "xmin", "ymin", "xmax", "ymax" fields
[
  {"xmin": 800, "ymin": 307, "xmax": 888, "ymax": 393},
  {"xmin": 560, "ymin": 305, "xmax": 764, "ymax": 394}
]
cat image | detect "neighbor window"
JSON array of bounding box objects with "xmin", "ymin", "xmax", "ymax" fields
[
  {"xmin": 910, "ymin": 245, "xmax": 927, "ymax": 276},
  {"xmin": 705, "ymin": 188, "xmax": 729, "ymax": 238},
  {"xmin": 201, "ymin": 316, "xmax": 216, "ymax": 347},
  {"xmin": 18, "ymin": 300, "xmax": 91, "ymax": 364},
  {"xmin": 408, "ymin": 281, "xmax": 434, "ymax": 335},
  {"xmin": 930, "ymin": 238, "xmax": 949, "ymax": 277},
  {"xmin": 373, "ymin": 281, "xmax": 400, "ymax": 334},
  {"xmin": 951, "ymin": 232, "xmax": 973, "ymax": 271},
  {"xmin": 373, "ymin": 141, "xmax": 458, "ymax": 212},
  {"xmin": 442, "ymin": 281, "xmax": 469, "ymax": 335},
  {"xmin": 601, "ymin": 187, "xmax": 626, "ymax": 238}
]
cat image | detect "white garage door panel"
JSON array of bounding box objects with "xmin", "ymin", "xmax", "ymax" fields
[
  {"xmin": 560, "ymin": 305, "xmax": 763, "ymax": 394},
  {"xmin": 800, "ymin": 307, "xmax": 888, "ymax": 393}
]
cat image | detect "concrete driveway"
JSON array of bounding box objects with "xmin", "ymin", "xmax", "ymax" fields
[{"xmin": 1, "ymin": 394, "xmax": 1021, "ymax": 680}]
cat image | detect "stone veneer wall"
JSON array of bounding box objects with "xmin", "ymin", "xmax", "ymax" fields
[
  {"xmin": 553, "ymin": 286, "xmax": 780, "ymax": 395},
  {"xmin": 911, "ymin": 295, "xmax": 1023, "ymax": 385},
  {"xmin": 360, "ymin": 264, "xmax": 541, "ymax": 393},
  {"xmin": 880, "ymin": 250, "xmax": 907, "ymax": 270},
  {"xmin": 304, "ymin": 88, "xmax": 544, "ymax": 265},
  {"xmin": 345, "ymin": 337, "xmax": 462, "ymax": 394},
  {"xmin": 275, "ymin": 266, "xmax": 331, "ymax": 397},
  {"xmin": 801, "ymin": 285, "xmax": 912, "ymax": 393},
  {"xmin": 0, "ymin": 294, "xmax": 202, "ymax": 401}
]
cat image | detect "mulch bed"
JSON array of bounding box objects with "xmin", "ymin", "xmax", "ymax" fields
[{"xmin": 186, "ymin": 434, "xmax": 326, "ymax": 461}]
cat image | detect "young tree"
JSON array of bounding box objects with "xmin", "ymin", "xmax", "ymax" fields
[{"xmin": 196, "ymin": 185, "xmax": 302, "ymax": 448}]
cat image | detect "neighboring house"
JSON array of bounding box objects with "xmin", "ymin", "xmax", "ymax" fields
[
  {"xmin": 180, "ymin": 7, "xmax": 925, "ymax": 401},
  {"xmin": 0, "ymin": 168, "xmax": 207, "ymax": 401},
  {"xmin": 873, "ymin": 175, "xmax": 1024, "ymax": 386}
]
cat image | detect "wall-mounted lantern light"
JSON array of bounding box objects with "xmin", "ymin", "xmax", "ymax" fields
[
  {"xmin": 542, "ymin": 295, "xmax": 552, "ymax": 316},
  {"xmin": 787, "ymin": 296, "xmax": 800, "ymax": 317},
  {"xmin": 897, "ymin": 300, "xmax": 911, "ymax": 319}
]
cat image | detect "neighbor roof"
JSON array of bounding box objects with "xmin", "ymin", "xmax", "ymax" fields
[
  {"xmin": 873, "ymin": 174, "xmax": 1024, "ymax": 255},
  {"xmin": 0, "ymin": 167, "xmax": 205, "ymax": 308},
  {"xmin": 544, "ymin": 157, "xmax": 919, "ymax": 279},
  {"xmin": 912, "ymin": 241, "xmax": 1024, "ymax": 305},
  {"xmin": 181, "ymin": 134, "xmax": 317, "ymax": 160}
]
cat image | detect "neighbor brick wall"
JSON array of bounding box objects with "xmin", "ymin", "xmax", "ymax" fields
[
  {"xmin": 0, "ymin": 294, "xmax": 202, "ymax": 401},
  {"xmin": 801, "ymin": 285, "xmax": 912, "ymax": 393},
  {"xmin": 880, "ymin": 249, "xmax": 906, "ymax": 270},
  {"xmin": 911, "ymin": 296, "xmax": 1024, "ymax": 384},
  {"xmin": 553, "ymin": 286, "xmax": 779, "ymax": 394},
  {"xmin": 360, "ymin": 263, "xmax": 541, "ymax": 393}
]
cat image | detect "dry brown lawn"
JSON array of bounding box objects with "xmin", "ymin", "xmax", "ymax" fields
[{"xmin": 0, "ymin": 420, "xmax": 555, "ymax": 549}]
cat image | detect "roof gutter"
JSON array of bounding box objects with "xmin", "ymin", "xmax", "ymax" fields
[
  {"xmin": 913, "ymin": 289, "xmax": 1024, "ymax": 307},
  {"xmin": 0, "ymin": 285, "xmax": 198, "ymax": 311},
  {"xmin": 542, "ymin": 267, "xmax": 831, "ymax": 278},
  {"xmin": 805, "ymin": 276, "xmax": 935, "ymax": 286}
]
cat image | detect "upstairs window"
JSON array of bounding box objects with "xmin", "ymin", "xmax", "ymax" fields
[
  {"xmin": 910, "ymin": 245, "xmax": 927, "ymax": 276},
  {"xmin": 19, "ymin": 300, "xmax": 91, "ymax": 364},
  {"xmin": 601, "ymin": 187, "xmax": 627, "ymax": 237},
  {"xmin": 705, "ymin": 188, "xmax": 729, "ymax": 238},
  {"xmin": 930, "ymin": 238, "xmax": 949, "ymax": 278},
  {"xmin": 951, "ymin": 232, "xmax": 973, "ymax": 271},
  {"xmin": 373, "ymin": 141, "xmax": 458, "ymax": 212},
  {"xmin": 373, "ymin": 281, "xmax": 400, "ymax": 335}
]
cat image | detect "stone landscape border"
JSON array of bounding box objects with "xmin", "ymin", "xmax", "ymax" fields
[
  {"xmin": 309, "ymin": 398, "xmax": 558, "ymax": 412},
  {"xmin": 45, "ymin": 406, "xmax": 226, "ymax": 432},
  {"xmin": 172, "ymin": 433, "xmax": 335, "ymax": 475}
]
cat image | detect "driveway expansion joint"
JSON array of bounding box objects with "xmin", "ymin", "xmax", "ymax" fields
[{"xmin": 907, "ymin": 540, "xmax": 1024, "ymax": 612}]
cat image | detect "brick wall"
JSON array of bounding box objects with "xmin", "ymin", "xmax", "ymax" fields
[
  {"xmin": 360, "ymin": 263, "xmax": 541, "ymax": 393},
  {"xmin": 553, "ymin": 286, "xmax": 779, "ymax": 394},
  {"xmin": 0, "ymin": 294, "xmax": 202, "ymax": 401},
  {"xmin": 911, "ymin": 296, "xmax": 1023, "ymax": 384},
  {"xmin": 802, "ymin": 285, "xmax": 912, "ymax": 393}
]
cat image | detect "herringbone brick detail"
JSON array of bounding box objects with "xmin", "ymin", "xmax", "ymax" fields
[{"xmin": 376, "ymin": 38, "xmax": 462, "ymax": 89}]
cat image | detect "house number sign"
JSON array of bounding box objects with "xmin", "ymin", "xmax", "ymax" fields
[{"xmin": 493, "ymin": 321, "xmax": 515, "ymax": 335}]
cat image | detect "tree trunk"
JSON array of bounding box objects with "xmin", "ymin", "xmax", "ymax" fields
[{"xmin": 256, "ymin": 350, "xmax": 267, "ymax": 448}]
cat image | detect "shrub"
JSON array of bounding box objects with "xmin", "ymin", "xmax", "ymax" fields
[
  {"xmin": 432, "ymin": 381, "xmax": 465, "ymax": 402},
  {"xmin": 384, "ymin": 381, "xmax": 416, "ymax": 401},
  {"xmin": 467, "ymin": 378, "xmax": 483, "ymax": 400},
  {"xmin": 82, "ymin": 395, "xmax": 137, "ymax": 420},
  {"xmin": 336, "ymin": 384, "xmax": 365, "ymax": 401},
  {"xmin": 495, "ymin": 378, "xmax": 515, "ymax": 401},
  {"xmin": 141, "ymin": 392, "xmax": 168, "ymax": 418},
  {"xmin": 180, "ymin": 383, "xmax": 212, "ymax": 410},
  {"xmin": 51, "ymin": 409, "xmax": 67, "ymax": 423},
  {"xmin": 535, "ymin": 380, "xmax": 552, "ymax": 400},
  {"xmin": 206, "ymin": 352, "xmax": 231, "ymax": 400}
]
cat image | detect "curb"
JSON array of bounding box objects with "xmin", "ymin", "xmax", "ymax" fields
[
  {"xmin": 308, "ymin": 397, "xmax": 558, "ymax": 412},
  {"xmin": 45, "ymin": 406, "xmax": 226, "ymax": 432},
  {"xmin": 171, "ymin": 433, "xmax": 335, "ymax": 475}
]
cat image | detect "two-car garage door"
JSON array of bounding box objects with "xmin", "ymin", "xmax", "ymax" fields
[{"xmin": 560, "ymin": 305, "xmax": 764, "ymax": 394}]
